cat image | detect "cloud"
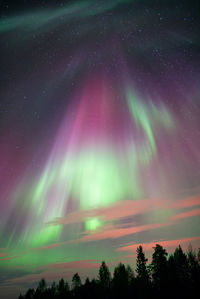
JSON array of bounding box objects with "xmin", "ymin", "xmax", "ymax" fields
[
  {"xmin": 171, "ymin": 208, "xmax": 200, "ymax": 221},
  {"xmin": 42, "ymin": 260, "xmax": 100, "ymax": 270},
  {"xmin": 2, "ymin": 195, "xmax": 199, "ymax": 266},
  {"xmin": 175, "ymin": 196, "xmax": 200, "ymax": 208},
  {"xmin": 33, "ymin": 242, "xmax": 66, "ymax": 251},
  {"xmin": 4, "ymin": 260, "xmax": 101, "ymax": 286},
  {"xmin": 0, "ymin": 253, "xmax": 6, "ymax": 257},
  {"xmin": 93, "ymin": 199, "xmax": 156, "ymax": 221},
  {"xmin": 47, "ymin": 198, "xmax": 156, "ymax": 226},
  {"xmin": 117, "ymin": 236, "xmax": 200, "ymax": 253},
  {"xmin": 0, "ymin": 255, "xmax": 19, "ymax": 261},
  {"xmin": 47, "ymin": 195, "xmax": 200, "ymax": 228},
  {"xmin": 52, "ymin": 195, "xmax": 200, "ymax": 244},
  {"xmin": 77, "ymin": 221, "xmax": 173, "ymax": 242},
  {"xmin": 47, "ymin": 197, "xmax": 171, "ymax": 229},
  {"xmin": 47, "ymin": 210, "xmax": 91, "ymax": 226},
  {"xmin": 5, "ymin": 271, "xmax": 74, "ymax": 285}
]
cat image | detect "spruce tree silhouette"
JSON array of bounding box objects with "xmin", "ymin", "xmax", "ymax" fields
[
  {"xmin": 187, "ymin": 245, "xmax": 200, "ymax": 297},
  {"xmin": 71, "ymin": 272, "xmax": 82, "ymax": 299},
  {"xmin": 167, "ymin": 254, "xmax": 177, "ymax": 293},
  {"xmin": 135, "ymin": 245, "xmax": 151, "ymax": 299},
  {"xmin": 18, "ymin": 243, "xmax": 200, "ymax": 299},
  {"xmin": 98, "ymin": 261, "xmax": 111, "ymax": 299},
  {"xmin": 98, "ymin": 261, "xmax": 111, "ymax": 290},
  {"xmin": 126, "ymin": 264, "xmax": 134, "ymax": 286},
  {"xmin": 168, "ymin": 245, "xmax": 190, "ymax": 298},
  {"xmin": 81, "ymin": 277, "xmax": 99, "ymax": 299},
  {"xmin": 72, "ymin": 273, "xmax": 82, "ymax": 290},
  {"xmin": 151, "ymin": 244, "xmax": 168, "ymax": 297},
  {"xmin": 112, "ymin": 263, "xmax": 129, "ymax": 299},
  {"xmin": 136, "ymin": 246, "xmax": 149, "ymax": 282},
  {"xmin": 187, "ymin": 246, "xmax": 200, "ymax": 292},
  {"xmin": 35, "ymin": 279, "xmax": 47, "ymax": 299},
  {"xmin": 50, "ymin": 282, "xmax": 56, "ymax": 298},
  {"xmin": 56, "ymin": 278, "xmax": 70, "ymax": 298},
  {"xmin": 198, "ymin": 248, "xmax": 200, "ymax": 263},
  {"xmin": 174, "ymin": 245, "xmax": 189, "ymax": 283},
  {"xmin": 24, "ymin": 288, "xmax": 35, "ymax": 299},
  {"xmin": 113, "ymin": 263, "xmax": 128, "ymax": 288}
]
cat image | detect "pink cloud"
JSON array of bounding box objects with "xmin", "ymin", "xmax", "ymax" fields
[
  {"xmin": 117, "ymin": 236, "xmax": 200, "ymax": 253},
  {"xmin": 94, "ymin": 199, "xmax": 156, "ymax": 221},
  {"xmin": 43, "ymin": 260, "xmax": 100, "ymax": 270},
  {"xmin": 23, "ymin": 195, "xmax": 200, "ymax": 251},
  {"xmin": 0, "ymin": 253, "xmax": 6, "ymax": 257},
  {"xmin": 47, "ymin": 195, "xmax": 200, "ymax": 229},
  {"xmin": 47, "ymin": 210, "xmax": 91, "ymax": 226},
  {"xmin": 5, "ymin": 271, "xmax": 75, "ymax": 285},
  {"xmin": 0, "ymin": 255, "xmax": 19, "ymax": 261},
  {"xmin": 77, "ymin": 221, "xmax": 173, "ymax": 242},
  {"xmin": 175, "ymin": 196, "xmax": 200, "ymax": 208},
  {"xmin": 5, "ymin": 260, "xmax": 101, "ymax": 286},
  {"xmin": 33, "ymin": 242, "xmax": 66, "ymax": 251},
  {"xmin": 171, "ymin": 208, "xmax": 200, "ymax": 220},
  {"xmin": 47, "ymin": 198, "xmax": 167, "ymax": 227}
]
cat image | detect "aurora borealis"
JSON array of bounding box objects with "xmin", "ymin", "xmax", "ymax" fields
[{"xmin": 0, "ymin": 0, "xmax": 200, "ymax": 298}]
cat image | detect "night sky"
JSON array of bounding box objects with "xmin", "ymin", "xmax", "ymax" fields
[{"xmin": 0, "ymin": 0, "xmax": 200, "ymax": 298}]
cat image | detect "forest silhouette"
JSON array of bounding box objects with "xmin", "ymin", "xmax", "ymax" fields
[{"xmin": 18, "ymin": 244, "xmax": 200, "ymax": 299}]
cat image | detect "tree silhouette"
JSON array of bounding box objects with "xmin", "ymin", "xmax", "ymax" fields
[
  {"xmin": 135, "ymin": 245, "xmax": 151, "ymax": 298},
  {"xmin": 38, "ymin": 279, "xmax": 47, "ymax": 291},
  {"xmin": 151, "ymin": 244, "xmax": 168, "ymax": 294},
  {"xmin": 112, "ymin": 262, "xmax": 130, "ymax": 299},
  {"xmin": 72, "ymin": 273, "xmax": 82, "ymax": 290},
  {"xmin": 136, "ymin": 246, "xmax": 149, "ymax": 282},
  {"xmin": 187, "ymin": 245, "xmax": 200, "ymax": 297},
  {"xmin": 167, "ymin": 245, "xmax": 190, "ymax": 298},
  {"xmin": 98, "ymin": 261, "xmax": 111, "ymax": 290},
  {"xmin": 24, "ymin": 288, "xmax": 35, "ymax": 299},
  {"xmin": 81, "ymin": 277, "xmax": 99, "ymax": 299},
  {"xmin": 50, "ymin": 282, "xmax": 56, "ymax": 298},
  {"xmin": 18, "ymin": 243, "xmax": 200, "ymax": 299},
  {"xmin": 126, "ymin": 265, "xmax": 134, "ymax": 286},
  {"xmin": 35, "ymin": 279, "xmax": 47, "ymax": 298},
  {"xmin": 198, "ymin": 248, "xmax": 200, "ymax": 263},
  {"xmin": 167, "ymin": 254, "xmax": 177, "ymax": 292},
  {"xmin": 113, "ymin": 263, "xmax": 128, "ymax": 288},
  {"xmin": 174, "ymin": 245, "xmax": 189, "ymax": 283},
  {"xmin": 56, "ymin": 278, "xmax": 70, "ymax": 298}
]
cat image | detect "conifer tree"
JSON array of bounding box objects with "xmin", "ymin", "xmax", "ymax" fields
[
  {"xmin": 151, "ymin": 244, "xmax": 168, "ymax": 291},
  {"xmin": 98, "ymin": 261, "xmax": 111, "ymax": 289},
  {"xmin": 136, "ymin": 245, "xmax": 149, "ymax": 282},
  {"xmin": 113, "ymin": 263, "xmax": 128, "ymax": 288},
  {"xmin": 72, "ymin": 273, "xmax": 82, "ymax": 290},
  {"xmin": 126, "ymin": 265, "xmax": 134, "ymax": 285}
]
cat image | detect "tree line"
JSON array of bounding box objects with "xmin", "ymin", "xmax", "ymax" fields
[{"xmin": 18, "ymin": 244, "xmax": 200, "ymax": 299}]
